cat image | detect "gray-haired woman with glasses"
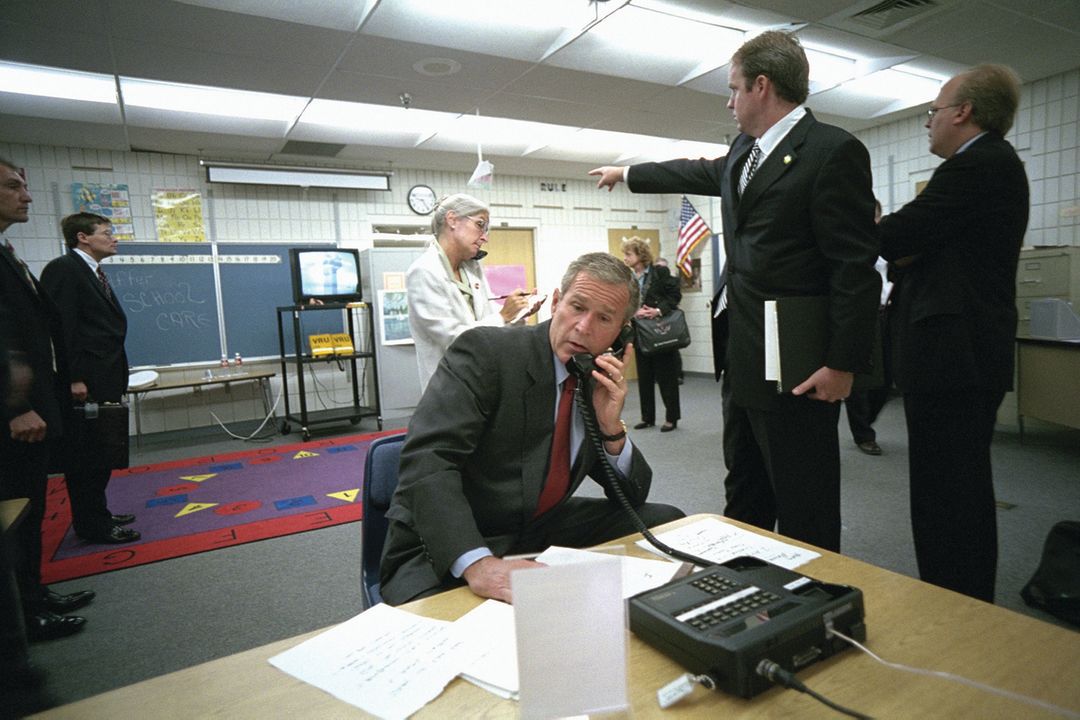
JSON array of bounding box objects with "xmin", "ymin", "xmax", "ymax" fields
[{"xmin": 407, "ymin": 193, "xmax": 540, "ymax": 390}]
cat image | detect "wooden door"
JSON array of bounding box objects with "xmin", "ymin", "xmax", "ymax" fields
[
  {"xmin": 484, "ymin": 227, "xmax": 538, "ymax": 324},
  {"xmin": 607, "ymin": 228, "xmax": 660, "ymax": 379}
]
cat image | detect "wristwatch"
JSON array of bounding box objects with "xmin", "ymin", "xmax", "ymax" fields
[{"xmin": 600, "ymin": 419, "xmax": 628, "ymax": 442}]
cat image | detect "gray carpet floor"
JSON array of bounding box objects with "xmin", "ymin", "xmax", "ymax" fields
[{"xmin": 28, "ymin": 374, "xmax": 1080, "ymax": 710}]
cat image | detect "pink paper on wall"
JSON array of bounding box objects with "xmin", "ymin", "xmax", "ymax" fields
[{"xmin": 484, "ymin": 264, "xmax": 528, "ymax": 303}]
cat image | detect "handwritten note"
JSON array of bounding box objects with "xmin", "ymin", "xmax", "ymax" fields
[
  {"xmin": 636, "ymin": 517, "xmax": 820, "ymax": 569},
  {"xmin": 269, "ymin": 603, "xmax": 477, "ymax": 720}
]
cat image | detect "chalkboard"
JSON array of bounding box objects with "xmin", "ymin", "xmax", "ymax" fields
[
  {"xmin": 102, "ymin": 242, "xmax": 346, "ymax": 367},
  {"xmin": 217, "ymin": 243, "xmax": 344, "ymax": 359},
  {"xmin": 103, "ymin": 244, "xmax": 221, "ymax": 366}
]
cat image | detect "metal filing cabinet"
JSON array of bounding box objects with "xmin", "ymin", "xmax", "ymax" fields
[{"xmin": 1015, "ymin": 247, "xmax": 1080, "ymax": 337}]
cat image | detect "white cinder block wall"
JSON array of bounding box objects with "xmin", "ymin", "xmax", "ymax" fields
[{"xmin": 3, "ymin": 65, "xmax": 1076, "ymax": 435}]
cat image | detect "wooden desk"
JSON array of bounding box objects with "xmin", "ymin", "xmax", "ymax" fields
[
  {"xmin": 128, "ymin": 369, "xmax": 275, "ymax": 446},
  {"xmin": 1016, "ymin": 337, "xmax": 1080, "ymax": 438},
  {"xmin": 31, "ymin": 515, "xmax": 1080, "ymax": 719}
]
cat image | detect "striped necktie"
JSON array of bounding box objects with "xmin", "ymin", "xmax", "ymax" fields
[{"xmin": 738, "ymin": 141, "xmax": 762, "ymax": 195}]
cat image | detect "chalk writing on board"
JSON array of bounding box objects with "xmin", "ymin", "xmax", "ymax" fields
[{"xmin": 111, "ymin": 269, "xmax": 214, "ymax": 333}]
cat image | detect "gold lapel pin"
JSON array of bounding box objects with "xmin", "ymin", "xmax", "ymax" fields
[{"xmin": 783, "ymin": 154, "xmax": 793, "ymax": 165}]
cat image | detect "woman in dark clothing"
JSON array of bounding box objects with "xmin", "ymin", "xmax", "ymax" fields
[{"xmin": 622, "ymin": 237, "xmax": 682, "ymax": 432}]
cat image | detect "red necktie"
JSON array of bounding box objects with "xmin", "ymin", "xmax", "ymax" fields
[
  {"xmin": 535, "ymin": 375, "xmax": 577, "ymax": 517},
  {"xmin": 96, "ymin": 266, "xmax": 114, "ymax": 300}
]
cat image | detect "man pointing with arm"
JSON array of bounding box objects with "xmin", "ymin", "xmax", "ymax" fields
[{"xmin": 591, "ymin": 31, "xmax": 879, "ymax": 552}]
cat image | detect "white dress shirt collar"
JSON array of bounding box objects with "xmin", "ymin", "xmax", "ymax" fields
[
  {"xmin": 73, "ymin": 246, "xmax": 99, "ymax": 271},
  {"xmin": 756, "ymin": 105, "xmax": 807, "ymax": 161}
]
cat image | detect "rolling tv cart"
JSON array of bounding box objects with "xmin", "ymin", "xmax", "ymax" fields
[{"xmin": 276, "ymin": 302, "xmax": 382, "ymax": 441}]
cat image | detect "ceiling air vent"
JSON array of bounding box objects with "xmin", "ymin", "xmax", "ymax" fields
[
  {"xmin": 848, "ymin": 0, "xmax": 940, "ymax": 32},
  {"xmin": 279, "ymin": 140, "xmax": 346, "ymax": 157}
]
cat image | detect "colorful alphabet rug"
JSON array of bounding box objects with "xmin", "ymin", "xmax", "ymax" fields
[{"xmin": 40, "ymin": 429, "xmax": 400, "ymax": 583}]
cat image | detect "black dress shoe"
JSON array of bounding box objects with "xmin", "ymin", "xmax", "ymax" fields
[
  {"xmin": 857, "ymin": 440, "xmax": 883, "ymax": 456},
  {"xmin": 660, "ymin": 421, "xmax": 678, "ymax": 432},
  {"xmin": 81, "ymin": 525, "xmax": 141, "ymax": 544},
  {"xmin": 43, "ymin": 588, "xmax": 95, "ymax": 613},
  {"xmin": 111, "ymin": 513, "xmax": 136, "ymax": 525},
  {"xmin": 633, "ymin": 421, "xmax": 654, "ymax": 429},
  {"xmin": 27, "ymin": 611, "xmax": 86, "ymax": 642}
]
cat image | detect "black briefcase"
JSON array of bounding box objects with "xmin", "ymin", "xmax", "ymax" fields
[{"xmin": 71, "ymin": 401, "xmax": 130, "ymax": 470}]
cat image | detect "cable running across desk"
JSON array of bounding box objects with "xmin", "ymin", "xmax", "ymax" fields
[{"xmin": 827, "ymin": 627, "xmax": 1080, "ymax": 719}]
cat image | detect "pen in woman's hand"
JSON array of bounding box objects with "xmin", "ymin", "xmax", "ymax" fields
[{"xmin": 493, "ymin": 289, "xmax": 534, "ymax": 301}]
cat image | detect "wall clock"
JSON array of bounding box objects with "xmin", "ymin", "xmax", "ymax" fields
[{"xmin": 407, "ymin": 184, "xmax": 437, "ymax": 215}]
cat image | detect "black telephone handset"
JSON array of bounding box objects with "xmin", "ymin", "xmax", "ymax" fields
[
  {"xmin": 567, "ymin": 324, "xmax": 635, "ymax": 384},
  {"xmin": 564, "ymin": 323, "xmax": 712, "ymax": 570}
]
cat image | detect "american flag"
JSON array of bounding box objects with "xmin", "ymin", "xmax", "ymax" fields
[{"xmin": 676, "ymin": 196, "xmax": 711, "ymax": 278}]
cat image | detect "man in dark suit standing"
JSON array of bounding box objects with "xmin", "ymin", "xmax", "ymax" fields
[
  {"xmin": 380, "ymin": 253, "xmax": 684, "ymax": 605},
  {"xmin": 41, "ymin": 213, "xmax": 139, "ymax": 544},
  {"xmin": 0, "ymin": 156, "xmax": 95, "ymax": 640},
  {"xmin": 878, "ymin": 65, "xmax": 1028, "ymax": 602},
  {"xmin": 591, "ymin": 31, "xmax": 880, "ymax": 552}
]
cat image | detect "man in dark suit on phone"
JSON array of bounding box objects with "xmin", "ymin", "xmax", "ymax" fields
[
  {"xmin": 0, "ymin": 156, "xmax": 95, "ymax": 641},
  {"xmin": 878, "ymin": 64, "xmax": 1028, "ymax": 602},
  {"xmin": 41, "ymin": 213, "xmax": 139, "ymax": 545},
  {"xmin": 380, "ymin": 253, "xmax": 684, "ymax": 605},
  {"xmin": 591, "ymin": 31, "xmax": 879, "ymax": 552}
]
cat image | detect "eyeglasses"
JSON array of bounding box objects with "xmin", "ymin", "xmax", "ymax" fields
[
  {"xmin": 927, "ymin": 103, "xmax": 963, "ymax": 119},
  {"xmin": 467, "ymin": 217, "xmax": 489, "ymax": 233}
]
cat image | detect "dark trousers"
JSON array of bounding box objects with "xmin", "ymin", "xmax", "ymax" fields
[
  {"xmin": 844, "ymin": 306, "xmax": 893, "ymax": 444},
  {"xmin": 722, "ymin": 377, "xmax": 842, "ymax": 552},
  {"xmin": 0, "ymin": 438, "xmax": 48, "ymax": 615},
  {"xmin": 844, "ymin": 390, "xmax": 876, "ymax": 444},
  {"xmin": 518, "ymin": 497, "xmax": 686, "ymax": 551},
  {"xmin": 722, "ymin": 371, "xmax": 773, "ymax": 526},
  {"xmin": 636, "ymin": 350, "xmax": 680, "ymax": 424},
  {"xmin": 65, "ymin": 466, "xmax": 114, "ymax": 539},
  {"xmin": 904, "ymin": 387, "xmax": 1004, "ymax": 602}
]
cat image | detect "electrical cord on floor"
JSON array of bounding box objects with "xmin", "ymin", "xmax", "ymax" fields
[
  {"xmin": 826, "ymin": 627, "xmax": 1080, "ymax": 719},
  {"xmin": 209, "ymin": 386, "xmax": 283, "ymax": 443},
  {"xmin": 755, "ymin": 659, "xmax": 873, "ymax": 719}
]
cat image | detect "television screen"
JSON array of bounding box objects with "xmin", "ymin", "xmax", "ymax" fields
[{"xmin": 289, "ymin": 248, "xmax": 362, "ymax": 305}]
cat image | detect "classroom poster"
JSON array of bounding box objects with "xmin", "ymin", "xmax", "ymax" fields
[
  {"xmin": 378, "ymin": 289, "xmax": 412, "ymax": 345},
  {"xmin": 151, "ymin": 189, "xmax": 206, "ymax": 242},
  {"xmin": 71, "ymin": 183, "xmax": 135, "ymax": 240}
]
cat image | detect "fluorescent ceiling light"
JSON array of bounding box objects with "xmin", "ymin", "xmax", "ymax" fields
[
  {"xmin": 384, "ymin": 0, "xmax": 594, "ymax": 33},
  {"xmin": 554, "ymin": 5, "xmax": 743, "ymax": 83},
  {"xmin": 203, "ymin": 162, "xmax": 390, "ymax": 190},
  {"xmin": 0, "ymin": 61, "xmax": 116, "ymax": 103},
  {"xmin": 804, "ymin": 47, "xmax": 858, "ymax": 90},
  {"xmin": 844, "ymin": 67, "xmax": 942, "ymax": 104},
  {"xmin": 299, "ymin": 100, "xmax": 453, "ymax": 137},
  {"xmin": 430, "ymin": 114, "xmax": 574, "ymax": 153},
  {"xmin": 120, "ymin": 77, "xmax": 307, "ymax": 122}
]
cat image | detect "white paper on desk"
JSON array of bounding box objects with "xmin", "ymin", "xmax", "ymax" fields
[
  {"xmin": 513, "ymin": 557, "xmax": 627, "ymax": 720},
  {"xmin": 268, "ymin": 603, "xmax": 476, "ymax": 720},
  {"xmin": 456, "ymin": 599, "xmax": 519, "ymax": 699},
  {"xmin": 536, "ymin": 545, "xmax": 683, "ymax": 598},
  {"xmin": 636, "ymin": 516, "xmax": 820, "ymax": 569}
]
